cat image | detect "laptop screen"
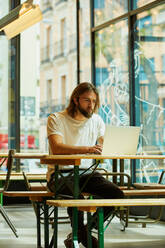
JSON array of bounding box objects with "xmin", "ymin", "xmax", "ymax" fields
[{"xmin": 102, "ymin": 126, "xmax": 140, "ymax": 156}]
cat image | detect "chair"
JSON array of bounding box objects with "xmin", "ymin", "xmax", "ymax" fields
[{"xmin": 0, "ymin": 149, "xmax": 18, "ymax": 237}]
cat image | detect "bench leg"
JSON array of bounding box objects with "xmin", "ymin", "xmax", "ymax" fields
[
  {"xmin": 87, "ymin": 212, "xmax": 92, "ymax": 248},
  {"xmin": 44, "ymin": 202, "xmax": 49, "ymax": 248},
  {"xmin": 98, "ymin": 207, "xmax": 104, "ymax": 248},
  {"xmin": 0, "ymin": 180, "xmax": 3, "ymax": 205},
  {"xmin": 53, "ymin": 206, "xmax": 58, "ymax": 248},
  {"xmin": 72, "ymin": 207, "xmax": 79, "ymax": 248},
  {"xmin": 36, "ymin": 202, "xmax": 42, "ymax": 248},
  {"xmin": 46, "ymin": 207, "xmax": 58, "ymax": 248}
]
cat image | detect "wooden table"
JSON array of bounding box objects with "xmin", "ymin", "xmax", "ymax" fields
[
  {"xmin": 1, "ymin": 153, "xmax": 165, "ymax": 248},
  {"xmin": 38, "ymin": 154, "xmax": 165, "ymax": 248}
]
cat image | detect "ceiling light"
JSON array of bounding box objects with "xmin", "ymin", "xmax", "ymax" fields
[{"xmin": 0, "ymin": 0, "xmax": 42, "ymax": 39}]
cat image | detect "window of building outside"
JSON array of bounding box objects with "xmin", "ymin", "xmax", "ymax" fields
[
  {"xmin": 94, "ymin": 0, "xmax": 128, "ymax": 26},
  {"xmin": 60, "ymin": 18, "xmax": 67, "ymax": 55},
  {"xmin": 132, "ymin": 0, "xmax": 155, "ymax": 9},
  {"xmin": 0, "ymin": 1, "xmax": 9, "ymax": 171},
  {"xmin": 134, "ymin": 4, "xmax": 165, "ymax": 183},
  {"xmin": 79, "ymin": 0, "xmax": 91, "ymax": 82},
  {"xmin": 46, "ymin": 26, "xmax": 52, "ymax": 60},
  {"xmin": 46, "ymin": 79, "xmax": 52, "ymax": 108},
  {"xmin": 61, "ymin": 75, "xmax": 67, "ymax": 105}
]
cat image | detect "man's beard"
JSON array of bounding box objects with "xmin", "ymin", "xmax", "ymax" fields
[{"xmin": 77, "ymin": 102, "xmax": 94, "ymax": 118}]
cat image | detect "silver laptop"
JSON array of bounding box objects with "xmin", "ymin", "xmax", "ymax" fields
[{"xmin": 102, "ymin": 126, "xmax": 140, "ymax": 155}]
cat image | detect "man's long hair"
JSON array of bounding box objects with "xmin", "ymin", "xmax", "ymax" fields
[{"xmin": 66, "ymin": 82, "xmax": 100, "ymax": 118}]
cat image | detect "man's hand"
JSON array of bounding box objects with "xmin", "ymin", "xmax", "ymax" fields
[
  {"xmin": 49, "ymin": 134, "xmax": 103, "ymax": 155},
  {"xmin": 88, "ymin": 144, "xmax": 103, "ymax": 154}
]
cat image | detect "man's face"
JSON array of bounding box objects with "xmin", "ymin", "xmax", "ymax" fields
[{"xmin": 77, "ymin": 91, "xmax": 97, "ymax": 118}]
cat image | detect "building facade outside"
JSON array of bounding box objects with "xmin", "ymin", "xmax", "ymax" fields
[{"xmin": 39, "ymin": 0, "xmax": 77, "ymax": 152}]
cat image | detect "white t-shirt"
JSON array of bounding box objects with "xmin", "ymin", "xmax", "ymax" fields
[{"xmin": 47, "ymin": 110, "xmax": 105, "ymax": 180}]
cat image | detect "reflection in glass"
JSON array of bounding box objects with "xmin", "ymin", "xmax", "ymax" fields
[
  {"xmin": 134, "ymin": 4, "xmax": 165, "ymax": 182},
  {"xmin": 95, "ymin": 20, "xmax": 129, "ymax": 126},
  {"xmin": 94, "ymin": 0, "xmax": 128, "ymax": 26},
  {"xmin": 95, "ymin": 20, "xmax": 129, "ymax": 172}
]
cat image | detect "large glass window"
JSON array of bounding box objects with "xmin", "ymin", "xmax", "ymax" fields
[
  {"xmin": 19, "ymin": 0, "xmax": 78, "ymax": 172},
  {"xmin": 20, "ymin": 0, "xmax": 41, "ymax": 172},
  {"xmin": 38, "ymin": 0, "xmax": 77, "ymax": 172},
  {"xmin": 95, "ymin": 20, "xmax": 129, "ymax": 173},
  {"xmin": 134, "ymin": 4, "xmax": 165, "ymax": 182},
  {"xmin": 0, "ymin": 1, "xmax": 9, "ymax": 165},
  {"xmin": 94, "ymin": 0, "xmax": 128, "ymax": 26},
  {"xmin": 95, "ymin": 20, "xmax": 129, "ymax": 125}
]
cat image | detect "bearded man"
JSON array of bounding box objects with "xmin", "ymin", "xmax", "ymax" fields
[{"xmin": 47, "ymin": 82, "xmax": 124, "ymax": 248}]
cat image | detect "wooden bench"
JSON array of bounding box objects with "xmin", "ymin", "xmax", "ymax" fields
[
  {"xmin": 46, "ymin": 198, "xmax": 165, "ymax": 248},
  {"xmin": 81, "ymin": 189, "xmax": 165, "ymax": 214},
  {"xmin": 29, "ymin": 182, "xmax": 47, "ymax": 191},
  {"xmin": 133, "ymin": 170, "xmax": 165, "ymax": 189},
  {"xmin": 123, "ymin": 188, "xmax": 165, "ymax": 226},
  {"xmin": 46, "ymin": 198, "xmax": 165, "ymax": 208},
  {"xmin": 0, "ymin": 166, "xmax": 52, "ymax": 248},
  {"xmin": 0, "ymin": 173, "xmax": 47, "ymax": 204},
  {"xmin": 123, "ymin": 188, "xmax": 165, "ymax": 196},
  {"xmin": 3, "ymin": 189, "xmax": 54, "ymax": 248},
  {"xmin": 0, "ymin": 173, "xmax": 47, "ymax": 181}
]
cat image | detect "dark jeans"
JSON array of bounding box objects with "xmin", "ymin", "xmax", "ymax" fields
[{"xmin": 47, "ymin": 171, "xmax": 124, "ymax": 229}]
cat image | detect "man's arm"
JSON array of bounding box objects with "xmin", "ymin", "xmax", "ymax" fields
[
  {"xmin": 48, "ymin": 134, "xmax": 102, "ymax": 155},
  {"xmin": 97, "ymin": 136, "xmax": 104, "ymax": 146}
]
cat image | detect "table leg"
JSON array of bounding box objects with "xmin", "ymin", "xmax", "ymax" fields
[
  {"xmin": 112, "ymin": 159, "xmax": 117, "ymax": 184},
  {"xmin": 72, "ymin": 166, "xmax": 79, "ymax": 247},
  {"xmin": 87, "ymin": 212, "xmax": 92, "ymax": 248},
  {"xmin": 98, "ymin": 207, "xmax": 104, "ymax": 248},
  {"xmin": 120, "ymin": 159, "xmax": 124, "ymax": 186},
  {"xmin": 53, "ymin": 165, "xmax": 59, "ymax": 248}
]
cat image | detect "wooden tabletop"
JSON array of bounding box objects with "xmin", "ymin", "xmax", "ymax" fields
[
  {"xmin": 1, "ymin": 153, "xmax": 165, "ymax": 160},
  {"xmin": 38, "ymin": 154, "xmax": 165, "ymax": 160}
]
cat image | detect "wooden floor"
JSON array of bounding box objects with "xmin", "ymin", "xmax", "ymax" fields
[{"xmin": 0, "ymin": 204, "xmax": 165, "ymax": 248}]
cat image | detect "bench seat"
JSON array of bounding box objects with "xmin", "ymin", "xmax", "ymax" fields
[
  {"xmin": 3, "ymin": 191, "xmax": 54, "ymax": 198},
  {"xmin": 123, "ymin": 189, "xmax": 165, "ymax": 196},
  {"xmin": 47, "ymin": 198, "xmax": 165, "ymax": 207}
]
